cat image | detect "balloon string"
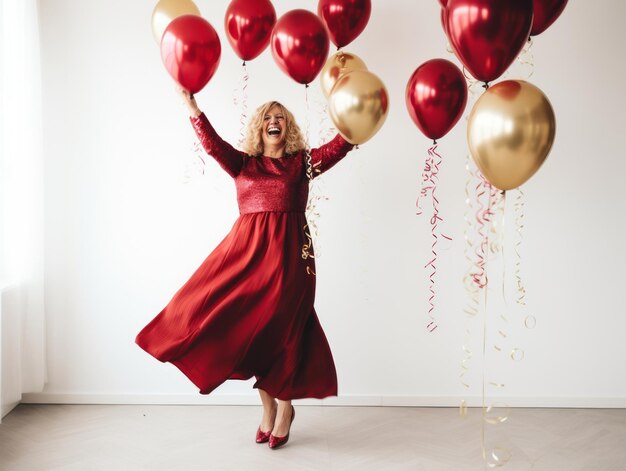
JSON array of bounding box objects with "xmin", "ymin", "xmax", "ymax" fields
[
  {"xmin": 490, "ymin": 190, "xmax": 509, "ymax": 355},
  {"xmin": 302, "ymin": 85, "xmax": 327, "ymax": 273},
  {"xmin": 479, "ymin": 182, "xmax": 508, "ymax": 470},
  {"xmin": 500, "ymin": 191, "xmax": 507, "ymax": 307},
  {"xmin": 317, "ymin": 92, "xmax": 336, "ymax": 145},
  {"xmin": 488, "ymin": 189, "xmax": 505, "ymax": 257},
  {"xmin": 471, "ymin": 175, "xmax": 490, "ymax": 289},
  {"xmin": 417, "ymin": 145, "xmax": 452, "ymax": 332},
  {"xmin": 460, "ymin": 157, "xmax": 480, "ymax": 393},
  {"xmin": 486, "ymin": 187, "xmax": 513, "ymax": 470},
  {"xmin": 517, "ymin": 37, "xmax": 535, "ymax": 80},
  {"xmin": 481, "ymin": 247, "xmax": 488, "ymax": 470},
  {"xmin": 479, "ymin": 184, "xmax": 494, "ymax": 469},
  {"xmin": 305, "ymin": 84, "xmax": 311, "ymax": 146},
  {"xmin": 514, "ymin": 189, "xmax": 527, "ymax": 306},
  {"xmin": 234, "ymin": 62, "xmax": 249, "ymax": 149},
  {"xmin": 460, "ymin": 66, "xmax": 482, "ymax": 381},
  {"xmin": 499, "ymin": 190, "xmax": 508, "ymax": 310}
]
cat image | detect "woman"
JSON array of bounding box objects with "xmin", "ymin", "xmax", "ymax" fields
[{"xmin": 135, "ymin": 90, "xmax": 355, "ymax": 449}]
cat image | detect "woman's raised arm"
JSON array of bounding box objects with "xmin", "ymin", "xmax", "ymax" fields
[
  {"xmin": 180, "ymin": 89, "xmax": 244, "ymax": 178},
  {"xmin": 309, "ymin": 134, "xmax": 355, "ymax": 177}
]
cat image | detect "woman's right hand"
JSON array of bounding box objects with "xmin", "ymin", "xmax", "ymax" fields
[{"xmin": 178, "ymin": 86, "xmax": 202, "ymax": 118}]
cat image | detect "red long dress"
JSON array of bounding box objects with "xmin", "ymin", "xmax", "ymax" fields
[{"xmin": 135, "ymin": 113, "xmax": 354, "ymax": 400}]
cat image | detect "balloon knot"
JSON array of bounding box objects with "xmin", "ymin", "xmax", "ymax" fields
[
  {"xmin": 242, "ymin": 61, "xmax": 246, "ymax": 67},
  {"xmin": 482, "ymin": 82, "xmax": 490, "ymax": 90},
  {"xmin": 433, "ymin": 139, "xmax": 437, "ymax": 146},
  {"xmin": 305, "ymin": 83, "xmax": 310, "ymax": 89}
]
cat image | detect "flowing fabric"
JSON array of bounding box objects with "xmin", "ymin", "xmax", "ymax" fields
[{"xmin": 136, "ymin": 113, "xmax": 354, "ymax": 400}]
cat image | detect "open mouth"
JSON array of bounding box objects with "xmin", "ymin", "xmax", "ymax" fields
[{"xmin": 267, "ymin": 126, "xmax": 281, "ymax": 137}]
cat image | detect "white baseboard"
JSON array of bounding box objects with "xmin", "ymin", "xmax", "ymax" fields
[{"xmin": 20, "ymin": 392, "xmax": 626, "ymax": 408}]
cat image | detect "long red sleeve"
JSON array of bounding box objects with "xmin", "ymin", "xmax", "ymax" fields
[
  {"xmin": 309, "ymin": 134, "xmax": 355, "ymax": 176},
  {"xmin": 189, "ymin": 113, "xmax": 245, "ymax": 178}
]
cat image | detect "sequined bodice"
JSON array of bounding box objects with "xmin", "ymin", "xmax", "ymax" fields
[
  {"xmin": 190, "ymin": 113, "xmax": 354, "ymax": 215},
  {"xmin": 236, "ymin": 155, "xmax": 309, "ymax": 214}
]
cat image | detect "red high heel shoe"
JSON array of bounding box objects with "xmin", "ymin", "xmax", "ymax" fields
[
  {"xmin": 255, "ymin": 427, "xmax": 271, "ymax": 444},
  {"xmin": 268, "ymin": 406, "xmax": 295, "ymax": 450}
]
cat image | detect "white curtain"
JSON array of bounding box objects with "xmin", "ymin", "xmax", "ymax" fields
[{"xmin": 0, "ymin": 0, "xmax": 46, "ymax": 419}]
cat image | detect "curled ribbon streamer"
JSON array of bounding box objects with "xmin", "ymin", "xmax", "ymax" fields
[
  {"xmin": 181, "ymin": 140, "xmax": 207, "ymax": 184},
  {"xmin": 415, "ymin": 151, "xmax": 432, "ymax": 217},
  {"xmin": 471, "ymin": 174, "xmax": 494, "ymax": 289},
  {"xmin": 463, "ymin": 65, "xmax": 485, "ymax": 96},
  {"xmin": 460, "ymin": 340, "xmax": 472, "ymax": 389},
  {"xmin": 517, "ymin": 37, "xmax": 535, "ymax": 80},
  {"xmin": 315, "ymin": 92, "xmax": 337, "ymax": 146},
  {"xmin": 301, "ymin": 223, "xmax": 314, "ymax": 259},
  {"xmin": 301, "ymin": 87, "xmax": 328, "ymax": 274},
  {"xmin": 306, "ymin": 89, "xmax": 335, "ymax": 257},
  {"xmin": 232, "ymin": 62, "xmax": 249, "ymax": 149},
  {"xmin": 514, "ymin": 189, "xmax": 527, "ymax": 306},
  {"xmin": 417, "ymin": 145, "xmax": 452, "ymax": 332},
  {"xmin": 302, "ymin": 151, "xmax": 321, "ymax": 275},
  {"xmin": 446, "ymin": 41, "xmax": 455, "ymax": 55},
  {"xmin": 301, "ymin": 223, "xmax": 316, "ymax": 276},
  {"xmin": 488, "ymin": 191, "xmax": 505, "ymax": 257},
  {"xmin": 482, "ymin": 188, "xmax": 508, "ymax": 354}
]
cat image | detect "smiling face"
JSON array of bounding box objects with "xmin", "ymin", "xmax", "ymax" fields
[
  {"xmin": 261, "ymin": 105, "xmax": 287, "ymax": 152},
  {"xmin": 244, "ymin": 101, "xmax": 306, "ymax": 157}
]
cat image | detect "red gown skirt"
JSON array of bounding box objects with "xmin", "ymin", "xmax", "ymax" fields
[{"xmin": 135, "ymin": 211, "xmax": 337, "ymax": 400}]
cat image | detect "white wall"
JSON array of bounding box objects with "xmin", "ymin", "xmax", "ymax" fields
[{"xmin": 27, "ymin": 0, "xmax": 626, "ymax": 406}]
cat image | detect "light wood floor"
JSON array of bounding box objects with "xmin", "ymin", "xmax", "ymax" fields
[{"xmin": 1, "ymin": 405, "xmax": 625, "ymax": 470}]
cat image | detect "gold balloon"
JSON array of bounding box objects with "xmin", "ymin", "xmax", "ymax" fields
[
  {"xmin": 467, "ymin": 80, "xmax": 556, "ymax": 191},
  {"xmin": 151, "ymin": 0, "xmax": 201, "ymax": 44},
  {"xmin": 328, "ymin": 70, "xmax": 389, "ymax": 145},
  {"xmin": 320, "ymin": 51, "xmax": 367, "ymax": 99}
]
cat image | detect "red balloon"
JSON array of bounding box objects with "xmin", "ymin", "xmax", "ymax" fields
[
  {"xmin": 438, "ymin": 0, "xmax": 448, "ymax": 6},
  {"xmin": 531, "ymin": 0, "xmax": 568, "ymax": 36},
  {"xmin": 161, "ymin": 15, "xmax": 221, "ymax": 94},
  {"xmin": 318, "ymin": 0, "xmax": 371, "ymax": 48},
  {"xmin": 271, "ymin": 10, "xmax": 329, "ymax": 85},
  {"xmin": 406, "ymin": 59, "xmax": 468, "ymax": 141},
  {"xmin": 445, "ymin": 0, "xmax": 533, "ymax": 83},
  {"xmin": 224, "ymin": 0, "xmax": 276, "ymax": 61}
]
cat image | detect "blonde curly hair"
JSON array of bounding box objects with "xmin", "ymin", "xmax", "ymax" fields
[{"xmin": 243, "ymin": 101, "xmax": 306, "ymax": 156}]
